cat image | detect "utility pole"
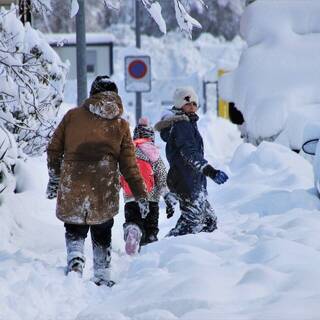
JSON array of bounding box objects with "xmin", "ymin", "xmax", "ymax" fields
[
  {"xmin": 19, "ymin": 0, "xmax": 32, "ymax": 25},
  {"xmin": 76, "ymin": 0, "xmax": 88, "ymax": 106},
  {"xmin": 135, "ymin": 0, "xmax": 142, "ymax": 123}
]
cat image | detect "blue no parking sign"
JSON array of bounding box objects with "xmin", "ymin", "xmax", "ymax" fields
[
  {"xmin": 129, "ymin": 60, "xmax": 148, "ymax": 79},
  {"xmin": 125, "ymin": 56, "xmax": 151, "ymax": 92}
]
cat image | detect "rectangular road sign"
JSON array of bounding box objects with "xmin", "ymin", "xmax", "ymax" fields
[{"xmin": 125, "ymin": 55, "xmax": 151, "ymax": 92}]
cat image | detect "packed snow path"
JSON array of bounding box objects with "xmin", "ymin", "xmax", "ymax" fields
[{"xmin": 1, "ymin": 116, "xmax": 320, "ymax": 320}]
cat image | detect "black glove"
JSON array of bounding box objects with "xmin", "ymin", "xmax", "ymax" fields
[
  {"xmin": 46, "ymin": 173, "xmax": 59, "ymax": 199},
  {"xmin": 164, "ymin": 192, "xmax": 177, "ymax": 219},
  {"xmin": 138, "ymin": 198, "xmax": 149, "ymax": 218},
  {"xmin": 202, "ymin": 164, "xmax": 229, "ymax": 185}
]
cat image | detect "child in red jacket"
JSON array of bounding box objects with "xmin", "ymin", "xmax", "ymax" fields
[{"xmin": 121, "ymin": 117, "xmax": 176, "ymax": 255}]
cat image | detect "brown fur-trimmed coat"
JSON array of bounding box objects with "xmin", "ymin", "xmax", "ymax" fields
[{"xmin": 47, "ymin": 92, "xmax": 147, "ymax": 225}]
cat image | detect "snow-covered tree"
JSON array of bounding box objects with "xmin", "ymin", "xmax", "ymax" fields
[
  {"xmin": 0, "ymin": 5, "xmax": 68, "ymax": 155},
  {"xmin": 32, "ymin": 0, "xmax": 245, "ymax": 40}
]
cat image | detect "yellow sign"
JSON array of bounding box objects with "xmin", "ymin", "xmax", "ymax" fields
[{"xmin": 218, "ymin": 69, "xmax": 230, "ymax": 119}]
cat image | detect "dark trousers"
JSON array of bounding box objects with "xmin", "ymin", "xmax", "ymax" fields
[
  {"xmin": 168, "ymin": 196, "xmax": 217, "ymax": 237},
  {"xmin": 65, "ymin": 219, "xmax": 114, "ymax": 273},
  {"xmin": 124, "ymin": 201, "xmax": 159, "ymax": 245}
]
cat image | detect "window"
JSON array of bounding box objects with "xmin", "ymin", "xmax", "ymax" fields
[{"xmin": 87, "ymin": 50, "xmax": 97, "ymax": 74}]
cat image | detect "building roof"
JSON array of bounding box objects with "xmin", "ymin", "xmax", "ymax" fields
[
  {"xmin": 45, "ymin": 33, "xmax": 115, "ymax": 46},
  {"xmin": 0, "ymin": 0, "xmax": 18, "ymax": 5}
]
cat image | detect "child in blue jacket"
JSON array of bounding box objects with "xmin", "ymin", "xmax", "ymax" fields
[{"xmin": 155, "ymin": 87, "xmax": 228, "ymax": 237}]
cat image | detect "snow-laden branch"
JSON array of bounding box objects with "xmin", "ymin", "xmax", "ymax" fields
[
  {"xmin": 70, "ymin": 0, "xmax": 79, "ymax": 18},
  {"xmin": 31, "ymin": 0, "xmax": 206, "ymax": 38},
  {"xmin": 30, "ymin": 0, "xmax": 53, "ymax": 14},
  {"xmin": 69, "ymin": 0, "xmax": 122, "ymax": 17},
  {"xmin": 194, "ymin": 0, "xmax": 208, "ymax": 9},
  {"xmin": 140, "ymin": 0, "xmax": 166, "ymax": 34},
  {"xmin": 0, "ymin": 6, "xmax": 68, "ymax": 155},
  {"xmin": 174, "ymin": 0, "xmax": 202, "ymax": 39},
  {"xmin": 104, "ymin": 0, "xmax": 121, "ymax": 11}
]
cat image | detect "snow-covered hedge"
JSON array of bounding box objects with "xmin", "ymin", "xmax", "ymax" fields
[
  {"xmin": 0, "ymin": 126, "xmax": 18, "ymax": 195},
  {"xmin": 0, "ymin": 5, "xmax": 68, "ymax": 155},
  {"xmin": 220, "ymin": 0, "xmax": 320, "ymax": 150}
]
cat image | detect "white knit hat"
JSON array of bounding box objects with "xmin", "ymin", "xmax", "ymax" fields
[{"xmin": 173, "ymin": 87, "xmax": 199, "ymax": 109}]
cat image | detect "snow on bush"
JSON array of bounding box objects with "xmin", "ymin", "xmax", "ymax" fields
[
  {"xmin": 0, "ymin": 126, "xmax": 18, "ymax": 195},
  {"xmin": 0, "ymin": 5, "xmax": 68, "ymax": 155},
  {"xmin": 220, "ymin": 0, "xmax": 320, "ymax": 150}
]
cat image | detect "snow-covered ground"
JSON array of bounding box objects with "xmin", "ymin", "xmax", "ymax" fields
[
  {"xmin": 2, "ymin": 3, "xmax": 320, "ymax": 318},
  {"xmin": 1, "ymin": 113, "xmax": 320, "ymax": 320}
]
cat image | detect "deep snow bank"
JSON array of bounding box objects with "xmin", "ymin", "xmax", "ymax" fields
[
  {"xmin": 1, "ymin": 115, "xmax": 320, "ymax": 319},
  {"xmin": 220, "ymin": 0, "xmax": 320, "ymax": 150},
  {"xmin": 63, "ymin": 29, "xmax": 245, "ymax": 124},
  {"xmin": 112, "ymin": 31, "xmax": 244, "ymax": 123}
]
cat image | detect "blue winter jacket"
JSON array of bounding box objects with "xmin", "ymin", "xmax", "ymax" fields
[{"xmin": 158, "ymin": 112, "xmax": 208, "ymax": 200}]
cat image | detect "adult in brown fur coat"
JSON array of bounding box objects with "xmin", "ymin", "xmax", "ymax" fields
[{"xmin": 46, "ymin": 76, "xmax": 148, "ymax": 286}]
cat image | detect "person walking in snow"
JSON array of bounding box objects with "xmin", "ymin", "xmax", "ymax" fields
[
  {"xmin": 121, "ymin": 117, "xmax": 177, "ymax": 255},
  {"xmin": 155, "ymin": 87, "xmax": 229, "ymax": 237},
  {"xmin": 46, "ymin": 76, "xmax": 148, "ymax": 286}
]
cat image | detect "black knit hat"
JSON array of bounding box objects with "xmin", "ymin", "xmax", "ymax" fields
[
  {"xmin": 133, "ymin": 117, "xmax": 155, "ymax": 141},
  {"xmin": 90, "ymin": 75, "xmax": 118, "ymax": 96}
]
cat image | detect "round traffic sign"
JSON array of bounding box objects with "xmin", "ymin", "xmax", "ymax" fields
[{"xmin": 128, "ymin": 60, "xmax": 148, "ymax": 79}]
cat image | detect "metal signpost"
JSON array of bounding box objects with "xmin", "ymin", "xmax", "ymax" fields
[
  {"xmin": 76, "ymin": 0, "xmax": 88, "ymax": 106},
  {"xmin": 125, "ymin": 56, "xmax": 151, "ymax": 123},
  {"xmin": 125, "ymin": 0, "xmax": 153, "ymax": 123}
]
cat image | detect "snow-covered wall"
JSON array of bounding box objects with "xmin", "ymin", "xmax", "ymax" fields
[{"xmin": 220, "ymin": 0, "xmax": 320, "ymax": 150}]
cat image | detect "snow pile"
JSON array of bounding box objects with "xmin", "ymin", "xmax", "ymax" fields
[
  {"xmin": 95, "ymin": 29, "xmax": 245, "ymax": 123},
  {"xmin": 1, "ymin": 115, "xmax": 320, "ymax": 319},
  {"xmin": 110, "ymin": 28, "xmax": 244, "ymax": 80},
  {"xmin": 220, "ymin": 0, "xmax": 320, "ymax": 150},
  {"xmin": 63, "ymin": 28, "xmax": 244, "ymax": 123},
  {"xmin": 198, "ymin": 111, "xmax": 241, "ymax": 165}
]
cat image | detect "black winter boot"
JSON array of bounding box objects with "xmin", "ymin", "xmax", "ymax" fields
[{"xmin": 67, "ymin": 257, "xmax": 85, "ymax": 277}]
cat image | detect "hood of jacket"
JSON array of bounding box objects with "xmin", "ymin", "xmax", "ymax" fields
[
  {"xmin": 154, "ymin": 108, "xmax": 190, "ymax": 132},
  {"xmin": 134, "ymin": 138, "xmax": 160, "ymax": 163},
  {"xmin": 84, "ymin": 91, "xmax": 124, "ymax": 120}
]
